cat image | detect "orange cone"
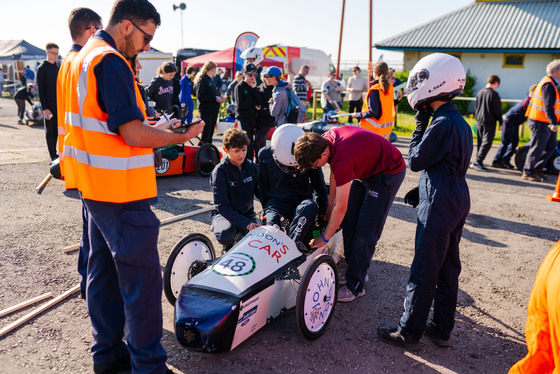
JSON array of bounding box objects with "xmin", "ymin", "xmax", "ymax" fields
[{"xmin": 547, "ymin": 173, "xmax": 560, "ymax": 202}]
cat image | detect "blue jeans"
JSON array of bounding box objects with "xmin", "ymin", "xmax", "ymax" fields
[
  {"xmin": 494, "ymin": 121, "xmax": 520, "ymax": 163},
  {"xmin": 83, "ymin": 198, "xmax": 167, "ymax": 374},
  {"xmin": 342, "ymin": 169, "xmax": 406, "ymax": 295}
]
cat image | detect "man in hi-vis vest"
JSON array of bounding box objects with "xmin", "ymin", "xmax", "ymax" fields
[
  {"xmin": 523, "ymin": 60, "xmax": 560, "ymax": 182},
  {"xmin": 65, "ymin": 1, "xmax": 204, "ymax": 373}
]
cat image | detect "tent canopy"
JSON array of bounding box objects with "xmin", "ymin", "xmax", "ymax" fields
[
  {"xmin": 0, "ymin": 40, "xmax": 45, "ymax": 61},
  {"xmin": 181, "ymin": 47, "xmax": 283, "ymax": 73}
]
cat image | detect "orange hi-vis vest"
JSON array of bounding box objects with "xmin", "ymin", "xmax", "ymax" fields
[
  {"xmin": 56, "ymin": 50, "xmax": 79, "ymax": 183},
  {"xmin": 359, "ymin": 83, "xmax": 395, "ymax": 140},
  {"xmin": 525, "ymin": 76, "xmax": 560, "ymax": 124},
  {"xmin": 64, "ymin": 38, "xmax": 156, "ymax": 203},
  {"xmin": 509, "ymin": 240, "xmax": 560, "ymax": 373}
]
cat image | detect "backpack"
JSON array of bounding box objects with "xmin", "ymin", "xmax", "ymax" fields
[{"xmin": 285, "ymin": 88, "xmax": 307, "ymax": 123}]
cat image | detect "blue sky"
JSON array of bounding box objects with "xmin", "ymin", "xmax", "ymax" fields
[{"xmin": 2, "ymin": 0, "xmax": 472, "ymax": 64}]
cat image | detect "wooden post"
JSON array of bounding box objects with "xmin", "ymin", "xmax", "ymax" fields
[
  {"xmin": 336, "ymin": 0, "xmax": 346, "ymax": 80},
  {"xmin": 312, "ymin": 90, "xmax": 318, "ymax": 121},
  {"xmin": 63, "ymin": 206, "xmax": 215, "ymax": 253},
  {"xmin": 0, "ymin": 285, "xmax": 79, "ymax": 338},
  {"xmin": 0, "ymin": 293, "xmax": 53, "ymax": 318}
]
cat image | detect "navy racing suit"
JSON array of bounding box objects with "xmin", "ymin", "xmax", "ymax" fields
[{"xmin": 398, "ymin": 102, "xmax": 473, "ymax": 341}]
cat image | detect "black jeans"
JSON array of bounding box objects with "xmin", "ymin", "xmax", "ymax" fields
[
  {"xmin": 475, "ymin": 122, "xmax": 497, "ymax": 164},
  {"xmin": 15, "ymin": 98, "xmax": 26, "ymax": 120},
  {"xmin": 44, "ymin": 111, "xmax": 58, "ymax": 160},
  {"xmin": 347, "ymin": 99, "xmax": 363, "ymax": 124},
  {"xmin": 200, "ymin": 108, "xmax": 219, "ymax": 144}
]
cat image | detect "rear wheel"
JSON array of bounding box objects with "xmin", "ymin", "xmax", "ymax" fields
[
  {"xmin": 163, "ymin": 233, "xmax": 215, "ymax": 305},
  {"xmin": 296, "ymin": 255, "xmax": 338, "ymax": 340},
  {"xmin": 194, "ymin": 143, "xmax": 220, "ymax": 177}
]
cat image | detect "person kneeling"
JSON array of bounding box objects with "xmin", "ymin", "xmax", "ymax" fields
[
  {"xmin": 258, "ymin": 124, "xmax": 328, "ymax": 246},
  {"xmin": 210, "ymin": 128, "xmax": 260, "ymax": 251}
]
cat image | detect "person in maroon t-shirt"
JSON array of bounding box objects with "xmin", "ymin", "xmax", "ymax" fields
[{"xmin": 294, "ymin": 126, "xmax": 405, "ymax": 302}]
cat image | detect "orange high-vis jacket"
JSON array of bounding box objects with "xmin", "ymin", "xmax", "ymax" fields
[
  {"xmin": 525, "ymin": 76, "xmax": 560, "ymax": 124},
  {"xmin": 359, "ymin": 83, "xmax": 395, "ymax": 140},
  {"xmin": 509, "ymin": 240, "xmax": 560, "ymax": 374},
  {"xmin": 64, "ymin": 37, "xmax": 156, "ymax": 203},
  {"xmin": 56, "ymin": 50, "xmax": 79, "ymax": 184}
]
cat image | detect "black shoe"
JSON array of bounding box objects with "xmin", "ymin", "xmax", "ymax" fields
[
  {"xmin": 93, "ymin": 353, "xmax": 131, "ymax": 374},
  {"xmin": 424, "ymin": 323, "xmax": 451, "ymax": 348},
  {"xmin": 492, "ymin": 160, "xmax": 506, "ymax": 169},
  {"xmin": 470, "ymin": 162, "xmax": 488, "ymax": 172},
  {"xmin": 535, "ymin": 170, "xmax": 548, "ymax": 180},
  {"xmin": 503, "ymin": 161, "xmax": 515, "ymax": 169},
  {"xmin": 376, "ymin": 327, "xmax": 420, "ymax": 351}
]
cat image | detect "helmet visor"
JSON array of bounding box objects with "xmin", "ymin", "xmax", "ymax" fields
[{"xmin": 406, "ymin": 68, "xmax": 430, "ymax": 96}]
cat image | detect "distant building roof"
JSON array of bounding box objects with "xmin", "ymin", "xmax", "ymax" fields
[{"xmin": 375, "ymin": 0, "xmax": 560, "ymax": 53}]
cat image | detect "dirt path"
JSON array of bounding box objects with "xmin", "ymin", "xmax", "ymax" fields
[{"xmin": 1, "ymin": 99, "xmax": 559, "ymax": 373}]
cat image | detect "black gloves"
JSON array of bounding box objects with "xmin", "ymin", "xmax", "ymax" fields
[
  {"xmin": 415, "ymin": 106, "xmax": 433, "ymax": 132},
  {"xmin": 404, "ymin": 187, "xmax": 419, "ymax": 208}
]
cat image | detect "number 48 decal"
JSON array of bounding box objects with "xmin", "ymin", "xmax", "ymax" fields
[{"xmin": 213, "ymin": 253, "xmax": 256, "ymax": 277}]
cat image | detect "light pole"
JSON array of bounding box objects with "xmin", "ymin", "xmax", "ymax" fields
[{"xmin": 173, "ymin": 3, "xmax": 187, "ymax": 48}]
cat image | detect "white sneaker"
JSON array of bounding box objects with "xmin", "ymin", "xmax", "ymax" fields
[
  {"xmin": 338, "ymin": 273, "xmax": 368, "ymax": 286},
  {"xmin": 337, "ymin": 285, "xmax": 366, "ymax": 303}
]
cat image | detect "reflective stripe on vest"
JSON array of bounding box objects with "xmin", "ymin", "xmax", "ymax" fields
[
  {"xmin": 57, "ymin": 51, "xmax": 79, "ymax": 180},
  {"xmin": 526, "ymin": 76, "xmax": 560, "ymax": 123},
  {"xmin": 64, "ymin": 38, "xmax": 155, "ymax": 202},
  {"xmin": 359, "ymin": 83, "xmax": 395, "ymax": 138}
]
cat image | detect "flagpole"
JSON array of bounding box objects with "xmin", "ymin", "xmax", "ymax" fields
[{"xmin": 336, "ymin": 0, "xmax": 346, "ymax": 79}]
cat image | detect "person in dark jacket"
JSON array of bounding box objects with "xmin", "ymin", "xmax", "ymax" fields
[
  {"xmin": 471, "ymin": 74, "xmax": 502, "ymax": 171},
  {"xmin": 179, "ymin": 66, "xmax": 195, "ymax": 123},
  {"xmin": 254, "ymin": 72, "xmax": 276, "ymax": 163},
  {"xmin": 234, "ymin": 63, "xmax": 259, "ymax": 162},
  {"xmin": 376, "ymin": 53, "xmax": 472, "ymax": 351},
  {"xmin": 146, "ymin": 61, "xmax": 177, "ymax": 117},
  {"xmin": 493, "ymin": 85, "xmax": 537, "ymax": 169},
  {"xmin": 14, "ymin": 83, "xmax": 34, "ymax": 124},
  {"xmin": 258, "ymin": 125, "xmax": 328, "ymax": 245},
  {"xmin": 210, "ymin": 128, "xmax": 260, "ymax": 251},
  {"xmin": 194, "ymin": 61, "xmax": 225, "ymax": 144},
  {"xmin": 37, "ymin": 42, "xmax": 60, "ymax": 161}
]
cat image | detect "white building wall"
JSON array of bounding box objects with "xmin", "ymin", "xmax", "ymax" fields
[{"xmin": 404, "ymin": 51, "xmax": 560, "ymax": 101}]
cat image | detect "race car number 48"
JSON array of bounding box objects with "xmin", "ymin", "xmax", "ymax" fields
[{"xmin": 212, "ymin": 253, "xmax": 256, "ymax": 277}]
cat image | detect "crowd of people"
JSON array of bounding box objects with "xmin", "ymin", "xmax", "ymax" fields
[
  {"xmin": 470, "ymin": 61, "xmax": 560, "ymax": 185},
  {"xmin": 15, "ymin": 0, "xmax": 559, "ymax": 371}
]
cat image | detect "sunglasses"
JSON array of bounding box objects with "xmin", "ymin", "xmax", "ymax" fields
[
  {"xmin": 264, "ymin": 75, "xmax": 273, "ymax": 78},
  {"xmin": 85, "ymin": 26, "xmax": 101, "ymax": 31},
  {"xmin": 245, "ymin": 72, "xmax": 257, "ymax": 77},
  {"xmin": 128, "ymin": 19, "xmax": 153, "ymax": 46}
]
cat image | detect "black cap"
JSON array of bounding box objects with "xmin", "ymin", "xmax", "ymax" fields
[{"xmin": 243, "ymin": 63, "xmax": 257, "ymax": 73}]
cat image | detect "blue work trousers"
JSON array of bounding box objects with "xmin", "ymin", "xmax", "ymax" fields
[
  {"xmin": 265, "ymin": 199, "xmax": 318, "ymax": 243},
  {"xmin": 78, "ymin": 195, "xmax": 89, "ymax": 297},
  {"xmin": 83, "ymin": 198, "xmax": 167, "ymax": 374},
  {"xmin": 342, "ymin": 169, "xmax": 405, "ymax": 295},
  {"xmin": 494, "ymin": 122, "xmax": 520, "ymax": 163}
]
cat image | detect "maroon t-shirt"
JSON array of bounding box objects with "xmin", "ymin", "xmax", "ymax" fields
[{"xmin": 323, "ymin": 126, "xmax": 405, "ymax": 187}]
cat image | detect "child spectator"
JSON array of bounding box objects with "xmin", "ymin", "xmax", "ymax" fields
[
  {"xmin": 146, "ymin": 61, "xmax": 177, "ymax": 117},
  {"xmin": 180, "ymin": 66, "xmax": 196, "ymax": 123},
  {"xmin": 210, "ymin": 128, "xmax": 260, "ymax": 251}
]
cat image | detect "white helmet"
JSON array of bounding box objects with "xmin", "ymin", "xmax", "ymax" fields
[
  {"xmin": 271, "ymin": 124, "xmax": 305, "ymax": 174},
  {"xmin": 241, "ymin": 47, "xmax": 264, "ymax": 66},
  {"xmin": 406, "ymin": 53, "xmax": 466, "ymax": 111}
]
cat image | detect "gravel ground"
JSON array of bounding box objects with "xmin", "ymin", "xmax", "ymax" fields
[{"xmin": 1, "ymin": 97, "xmax": 560, "ymax": 373}]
